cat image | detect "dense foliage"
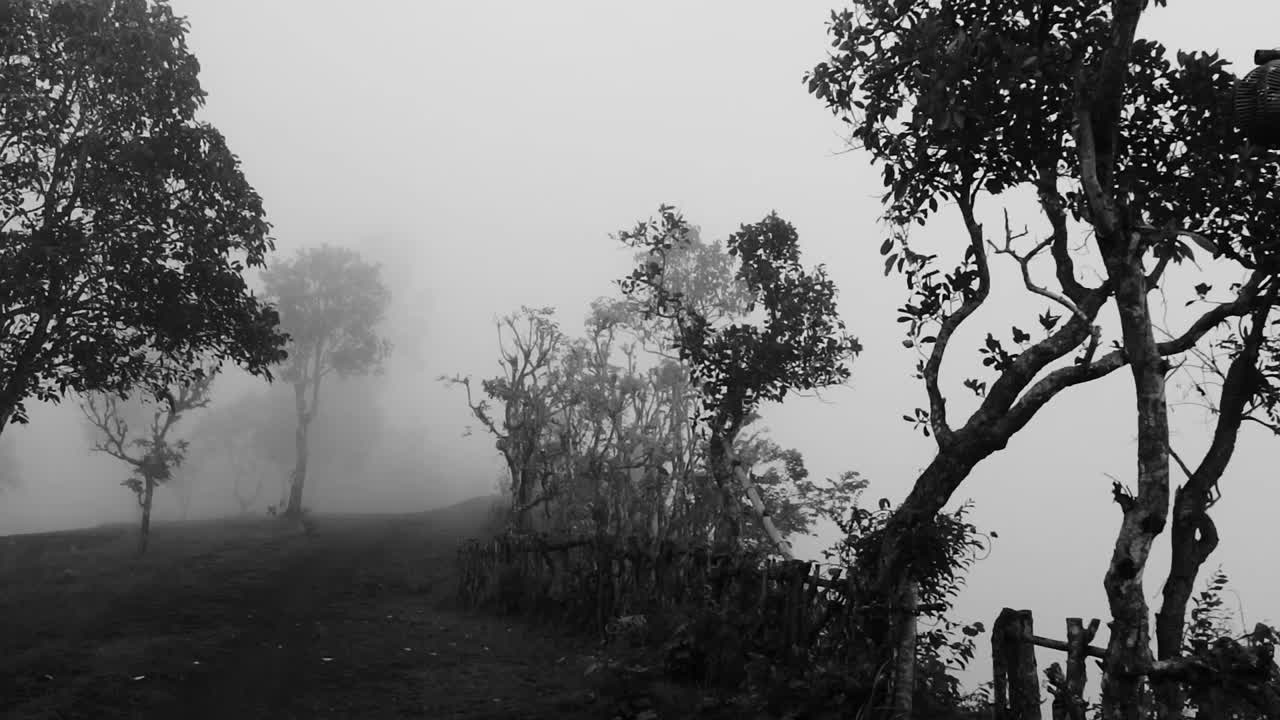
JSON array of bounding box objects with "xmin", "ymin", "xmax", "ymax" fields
[{"xmin": 0, "ymin": 0, "xmax": 287, "ymax": 431}]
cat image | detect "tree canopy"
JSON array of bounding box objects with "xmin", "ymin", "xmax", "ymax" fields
[{"xmin": 0, "ymin": 0, "xmax": 287, "ymax": 429}]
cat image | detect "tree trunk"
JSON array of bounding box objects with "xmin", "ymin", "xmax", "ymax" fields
[
  {"xmin": 286, "ymin": 382, "xmax": 311, "ymax": 518},
  {"xmin": 1152, "ymin": 484, "xmax": 1217, "ymax": 719},
  {"xmin": 1099, "ymin": 248, "xmax": 1169, "ymax": 720},
  {"xmin": 890, "ymin": 579, "xmax": 919, "ymax": 720},
  {"xmin": 1151, "ymin": 304, "xmax": 1264, "ymax": 719},
  {"xmin": 138, "ymin": 476, "xmax": 155, "ymax": 556},
  {"xmin": 708, "ymin": 432, "xmax": 742, "ymax": 549}
]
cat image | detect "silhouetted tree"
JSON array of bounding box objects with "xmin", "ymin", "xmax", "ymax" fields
[
  {"xmin": 808, "ymin": 2, "xmax": 1280, "ymax": 716},
  {"xmin": 0, "ymin": 0, "xmax": 287, "ymax": 435},
  {"xmin": 262, "ymin": 245, "xmax": 391, "ymax": 518},
  {"xmin": 80, "ymin": 372, "xmax": 215, "ymax": 554}
]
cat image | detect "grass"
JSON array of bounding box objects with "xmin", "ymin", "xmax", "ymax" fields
[{"xmin": 0, "ymin": 498, "xmax": 602, "ymax": 719}]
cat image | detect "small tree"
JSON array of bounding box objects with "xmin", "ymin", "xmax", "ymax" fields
[
  {"xmin": 262, "ymin": 244, "xmax": 391, "ymax": 518},
  {"xmin": 0, "ymin": 0, "xmax": 288, "ymax": 435},
  {"xmin": 618, "ymin": 206, "xmax": 861, "ymax": 556},
  {"xmin": 81, "ymin": 371, "xmax": 214, "ymax": 554}
]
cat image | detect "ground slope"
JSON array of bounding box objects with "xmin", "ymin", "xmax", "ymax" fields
[{"xmin": 0, "ymin": 498, "xmax": 599, "ymax": 719}]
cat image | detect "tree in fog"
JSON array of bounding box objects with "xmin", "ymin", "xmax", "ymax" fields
[
  {"xmin": 262, "ymin": 245, "xmax": 391, "ymax": 518},
  {"xmin": 618, "ymin": 207, "xmax": 861, "ymax": 555},
  {"xmin": 0, "ymin": 0, "xmax": 287, "ymax": 437},
  {"xmin": 80, "ymin": 371, "xmax": 215, "ymax": 554}
]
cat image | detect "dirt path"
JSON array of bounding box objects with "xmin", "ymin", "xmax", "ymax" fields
[{"xmin": 1, "ymin": 505, "xmax": 601, "ymax": 719}]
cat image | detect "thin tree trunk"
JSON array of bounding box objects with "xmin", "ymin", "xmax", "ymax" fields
[
  {"xmin": 287, "ymin": 381, "xmax": 311, "ymax": 518},
  {"xmin": 1099, "ymin": 251, "xmax": 1168, "ymax": 720},
  {"xmin": 1151, "ymin": 301, "xmax": 1267, "ymax": 719},
  {"xmin": 139, "ymin": 476, "xmax": 155, "ymax": 556}
]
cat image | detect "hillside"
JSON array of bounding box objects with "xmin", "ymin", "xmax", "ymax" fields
[{"xmin": 0, "ymin": 497, "xmax": 599, "ymax": 719}]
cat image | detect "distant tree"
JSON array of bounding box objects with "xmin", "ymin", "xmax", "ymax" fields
[
  {"xmin": 618, "ymin": 206, "xmax": 861, "ymax": 556},
  {"xmin": 807, "ymin": 1, "xmax": 1280, "ymax": 716},
  {"xmin": 262, "ymin": 245, "xmax": 391, "ymax": 518},
  {"xmin": 80, "ymin": 372, "xmax": 214, "ymax": 554},
  {"xmin": 0, "ymin": 0, "xmax": 288, "ymax": 435}
]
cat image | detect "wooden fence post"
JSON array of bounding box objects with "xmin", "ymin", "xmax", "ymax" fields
[{"xmin": 993, "ymin": 608, "xmax": 1043, "ymax": 720}]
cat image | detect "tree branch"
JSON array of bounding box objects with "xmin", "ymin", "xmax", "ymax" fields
[{"xmin": 924, "ymin": 191, "xmax": 991, "ymax": 448}]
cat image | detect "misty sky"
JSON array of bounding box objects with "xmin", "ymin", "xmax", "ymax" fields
[{"xmin": 3, "ymin": 0, "xmax": 1278, "ymax": 691}]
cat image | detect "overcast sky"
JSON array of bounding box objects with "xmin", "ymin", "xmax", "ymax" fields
[{"xmin": 4, "ymin": 0, "xmax": 1278, "ymax": 693}]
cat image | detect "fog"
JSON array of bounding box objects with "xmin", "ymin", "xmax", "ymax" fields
[{"xmin": 1, "ymin": 0, "xmax": 1278, "ymax": 692}]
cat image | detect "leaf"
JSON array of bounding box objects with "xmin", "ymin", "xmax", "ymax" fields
[
  {"xmin": 1181, "ymin": 231, "xmax": 1218, "ymax": 256},
  {"xmin": 880, "ymin": 237, "xmax": 893, "ymax": 255}
]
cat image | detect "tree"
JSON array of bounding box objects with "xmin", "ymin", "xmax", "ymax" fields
[
  {"xmin": 806, "ymin": 1, "xmax": 1280, "ymax": 717},
  {"xmin": 618, "ymin": 206, "xmax": 861, "ymax": 556},
  {"xmin": 80, "ymin": 371, "xmax": 214, "ymax": 554},
  {"xmin": 0, "ymin": 0, "xmax": 287, "ymax": 434},
  {"xmin": 444, "ymin": 306, "xmax": 573, "ymax": 530},
  {"xmin": 262, "ymin": 244, "xmax": 391, "ymax": 518}
]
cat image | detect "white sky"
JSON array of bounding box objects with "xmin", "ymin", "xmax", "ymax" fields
[{"xmin": 5, "ymin": 0, "xmax": 1279, "ymax": 695}]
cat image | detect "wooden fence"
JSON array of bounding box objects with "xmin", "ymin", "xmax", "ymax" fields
[{"xmin": 455, "ymin": 532, "xmax": 898, "ymax": 664}]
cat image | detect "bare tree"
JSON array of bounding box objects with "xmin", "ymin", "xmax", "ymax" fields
[{"xmin": 81, "ymin": 372, "xmax": 215, "ymax": 554}]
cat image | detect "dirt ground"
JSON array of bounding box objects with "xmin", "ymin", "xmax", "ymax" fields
[{"xmin": 0, "ymin": 498, "xmax": 604, "ymax": 719}]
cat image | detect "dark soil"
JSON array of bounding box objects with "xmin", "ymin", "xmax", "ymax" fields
[{"xmin": 0, "ymin": 498, "xmax": 602, "ymax": 719}]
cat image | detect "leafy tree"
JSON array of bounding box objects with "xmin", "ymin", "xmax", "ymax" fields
[
  {"xmin": 0, "ymin": 0, "xmax": 287, "ymax": 433},
  {"xmin": 618, "ymin": 206, "xmax": 861, "ymax": 555},
  {"xmin": 807, "ymin": 1, "xmax": 1280, "ymax": 716},
  {"xmin": 262, "ymin": 244, "xmax": 391, "ymax": 518},
  {"xmin": 80, "ymin": 372, "xmax": 214, "ymax": 554}
]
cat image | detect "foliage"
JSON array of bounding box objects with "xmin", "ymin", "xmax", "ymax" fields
[
  {"xmin": 619, "ymin": 206, "xmax": 861, "ymax": 429},
  {"xmin": 446, "ymin": 298, "xmax": 821, "ymax": 548},
  {"xmin": 1183, "ymin": 567, "xmax": 1238, "ymax": 655},
  {"xmin": 0, "ymin": 0, "xmax": 287, "ymax": 430},
  {"xmin": 617, "ymin": 206, "xmax": 860, "ymax": 551},
  {"xmin": 263, "ymin": 245, "xmax": 392, "ymax": 385}
]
